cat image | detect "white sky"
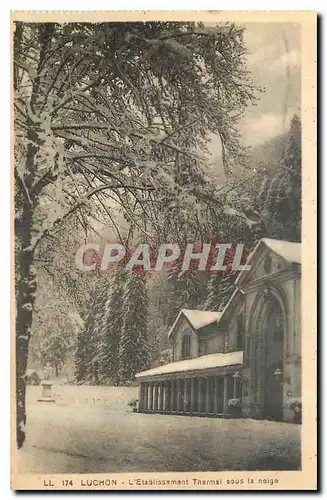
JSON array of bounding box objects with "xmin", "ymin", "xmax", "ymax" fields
[{"xmin": 209, "ymin": 22, "xmax": 301, "ymax": 157}]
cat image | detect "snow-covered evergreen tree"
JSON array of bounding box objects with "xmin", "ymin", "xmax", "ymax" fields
[
  {"xmin": 74, "ymin": 277, "xmax": 109, "ymax": 384},
  {"xmin": 74, "ymin": 328, "xmax": 89, "ymax": 384},
  {"xmin": 263, "ymin": 115, "xmax": 301, "ymax": 241},
  {"xmin": 119, "ymin": 273, "xmax": 150, "ymax": 383},
  {"xmin": 74, "ymin": 304, "xmax": 95, "ymax": 384},
  {"xmin": 99, "ymin": 267, "xmax": 125, "ymax": 385},
  {"xmin": 205, "ymin": 273, "xmax": 236, "ymax": 312},
  {"xmin": 85, "ymin": 281, "xmax": 110, "ymax": 385},
  {"xmin": 165, "ymin": 265, "xmax": 202, "ymax": 325}
]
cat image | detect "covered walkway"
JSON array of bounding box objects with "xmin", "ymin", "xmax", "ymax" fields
[{"xmin": 136, "ymin": 351, "xmax": 243, "ymax": 417}]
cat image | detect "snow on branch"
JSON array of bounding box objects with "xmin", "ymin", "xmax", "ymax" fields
[{"xmin": 28, "ymin": 182, "xmax": 154, "ymax": 252}]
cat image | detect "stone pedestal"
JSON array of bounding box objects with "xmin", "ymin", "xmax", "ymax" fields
[{"xmin": 38, "ymin": 382, "xmax": 55, "ymax": 403}]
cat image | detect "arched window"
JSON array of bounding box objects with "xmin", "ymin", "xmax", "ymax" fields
[{"xmin": 181, "ymin": 334, "xmax": 191, "ymax": 359}]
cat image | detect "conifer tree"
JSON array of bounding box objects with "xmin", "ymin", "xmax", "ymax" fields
[
  {"xmin": 99, "ymin": 267, "xmax": 125, "ymax": 385},
  {"xmin": 175, "ymin": 269, "xmax": 201, "ymax": 309},
  {"xmin": 85, "ymin": 281, "xmax": 110, "ymax": 385},
  {"xmin": 119, "ymin": 272, "xmax": 150, "ymax": 383},
  {"xmin": 263, "ymin": 115, "xmax": 301, "ymax": 241},
  {"xmin": 74, "ymin": 277, "xmax": 109, "ymax": 384},
  {"xmin": 204, "ymin": 273, "xmax": 236, "ymax": 312},
  {"xmin": 74, "ymin": 294, "xmax": 99, "ymax": 384},
  {"xmin": 165, "ymin": 265, "xmax": 203, "ymax": 325},
  {"xmin": 75, "ymin": 326, "xmax": 89, "ymax": 384}
]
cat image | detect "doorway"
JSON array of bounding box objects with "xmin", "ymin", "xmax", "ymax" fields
[{"xmin": 263, "ymin": 298, "xmax": 284, "ymax": 421}]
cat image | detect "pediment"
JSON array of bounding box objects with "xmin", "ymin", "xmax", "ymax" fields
[
  {"xmin": 236, "ymin": 239, "xmax": 299, "ymax": 287},
  {"xmin": 169, "ymin": 314, "xmax": 197, "ymax": 341}
]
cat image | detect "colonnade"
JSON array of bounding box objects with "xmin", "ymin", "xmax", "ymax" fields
[{"xmin": 138, "ymin": 374, "xmax": 241, "ymax": 416}]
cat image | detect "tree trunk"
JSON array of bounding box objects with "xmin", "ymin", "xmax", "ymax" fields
[
  {"xmin": 15, "ymin": 244, "xmax": 36, "ymax": 449},
  {"xmin": 15, "ymin": 130, "xmax": 37, "ymax": 449},
  {"xmin": 14, "ymin": 23, "xmax": 55, "ymax": 449},
  {"xmin": 15, "ymin": 120, "xmax": 38, "ymax": 449}
]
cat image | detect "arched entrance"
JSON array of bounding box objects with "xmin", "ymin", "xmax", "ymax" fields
[
  {"xmin": 263, "ymin": 298, "xmax": 284, "ymax": 421},
  {"xmin": 250, "ymin": 292, "xmax": 285, "ymax": 421}
]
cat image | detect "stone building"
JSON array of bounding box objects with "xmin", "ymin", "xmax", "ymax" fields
[{"xmin": 136, "ymin": 238, "xmax": 301, "ymax": 422}]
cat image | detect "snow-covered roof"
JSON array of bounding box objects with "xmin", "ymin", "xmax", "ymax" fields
[
  {"xmin": 262, "ymin": 238, "xmax": 301, "ymax": 264},
  {"xmin": 235, "ymin": 238, "xmax": 301, "ymax": 285},
  {"xmin": 136, "ymin": 351, "xmax": 243, "ymax": 379},
  {"xmin": 182, "ymin": 309, "xmax": 223, "ymax": 329},
  {"xmin": 168, "ymin": 309, "xmax": 223, "ymax": 338}
]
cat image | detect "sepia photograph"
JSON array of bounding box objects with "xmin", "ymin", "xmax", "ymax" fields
[{"xmin": 11, "ymin": 11, "xmax": 316, "ymax": 490}]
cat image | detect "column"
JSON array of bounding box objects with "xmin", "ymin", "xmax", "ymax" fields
[
  {"xmin": 144, "ymin": 383, "xmax": 148, "ymax": 410},
  {"xmin": 205, "ymin": 377, "xmax": 211, "ymax": 414},
  {"xmin": 176, "ymin": 379, "xmax": 181, "ymax": 412},
  {"xmin": 213, "ymin": 377, "xmax": 219, "ymax": 415},
  {"xmin": 223, "ymin": 376, "xmax": 229, "ymax": 413},
  {"xmin": 183, "ymin": 379, "xmax": 189, "ymax": 413},
  {"xmin": 149, "ymin": 383, "xmax": 154, "ymax": 410},
  {"xmin": 143, "ymin": 383, "xmax": 147, "ymax": 411},
  {"xmin": 159, "ymin": 383, "xmax": 164, "ymax": 411},
  {"xmin": 170, "ymin": 380, "xmax": 175, "ymax": 411},
  {"xmin": 198, "ymin": 378, "xmax": 203, "ymax": 413},
  {"xmin": 154, "ymin": 384, "xmax": 159, "ymax": 411},
  {"xmin": 139, "ymin": 383, "xmax": 145, "ymax": 411},
  {"xmin": 165, "ymin": 381, "xmax": 171, "ymax": 411},
  {"xmin": 190, "ymin": 378, "xmax": 196, "ymax": 413}
]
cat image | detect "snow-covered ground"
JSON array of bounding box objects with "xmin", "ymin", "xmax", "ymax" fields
[
  {"xmin": 26, "ymin": 383, "xmax": 138, "ymax": 409},
  {"xmin": 17, "ymin": 386, "xmax": 301, "ymax": 473}
]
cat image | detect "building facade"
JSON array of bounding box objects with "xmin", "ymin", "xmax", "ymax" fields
[{"xmin": 136, "ymin": 238, "xmax": 301, "ymax": 422}]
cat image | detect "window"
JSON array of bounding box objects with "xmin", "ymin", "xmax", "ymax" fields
[{"xmin": 181, "ymin": 334, "xmax": 191, "ymax": 359}]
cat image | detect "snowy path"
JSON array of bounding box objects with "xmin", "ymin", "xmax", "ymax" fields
[{"xmin": 17, "ymin": 401, "xmax": 301, "ymax": 473}]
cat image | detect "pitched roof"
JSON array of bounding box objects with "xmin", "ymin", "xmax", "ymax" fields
[
  {"xmin": 168, "ymin": 309, "xmax": 223, "ymax": 338},
  {"xmin": 235, "ymin": 238, "xmax": 301, "ymax": 285},
  {"xmin": 182, "ymin": 309, "xmax": 223, "ymax": 329},
  {"xmin": 136, "ymin": 350, "xmax": 243, "ymax": 379},
  {"xmin": 262, "ymin": 238, "xmax": 301, "ymax": 264}
]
